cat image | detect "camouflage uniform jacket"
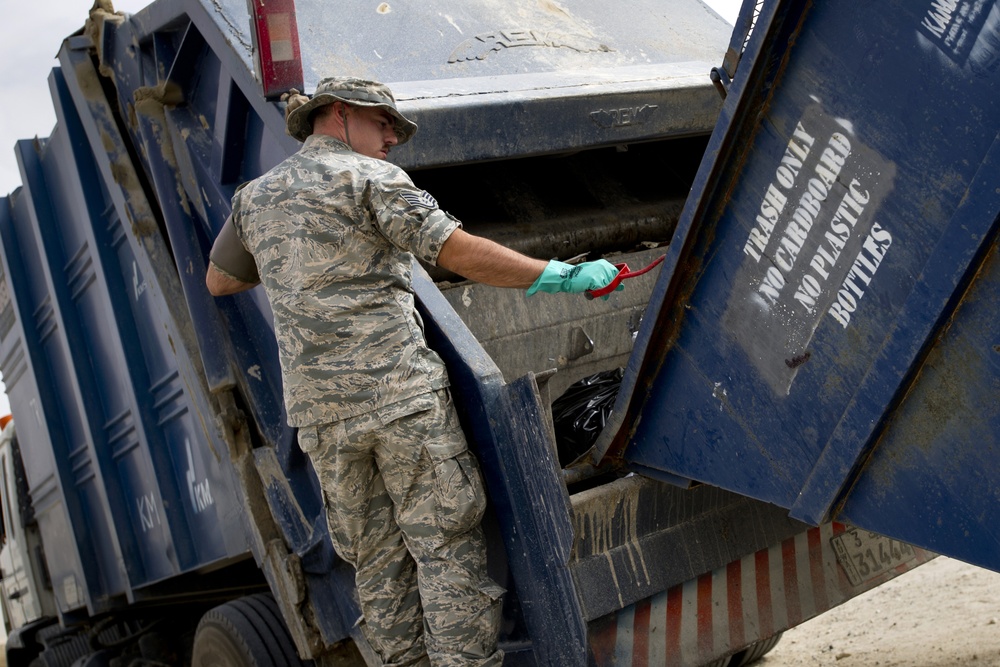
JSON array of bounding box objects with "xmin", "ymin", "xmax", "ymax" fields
[{"xmin": 231, "ymin": 134, "xmax": 461, "ymax": 427}]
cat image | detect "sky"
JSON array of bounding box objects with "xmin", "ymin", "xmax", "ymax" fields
[
  {"xmin": 0, "ymin": 1, "xmax": 151, "ymax": 417},
  {"xmin": 0, "ymin": 0, "xmax": 151, "ymax": 196},
  {"xmin": 0, "ymin": 0, "xmax": 742, "ymax": 417}
]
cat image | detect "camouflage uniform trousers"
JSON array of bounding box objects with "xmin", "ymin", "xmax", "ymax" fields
[{"xmin": 299, "ymin": 389, "xmax": 504, "ymax": 667}]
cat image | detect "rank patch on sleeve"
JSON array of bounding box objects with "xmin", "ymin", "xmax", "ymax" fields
[{"xmin": 401, "ymin": 191, "xmax": 438, "ymax": 209}]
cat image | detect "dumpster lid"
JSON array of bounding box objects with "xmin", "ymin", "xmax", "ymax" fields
[{"xmin": 595, "ymin": 0, "xmax": 1000, "ymax": 527}]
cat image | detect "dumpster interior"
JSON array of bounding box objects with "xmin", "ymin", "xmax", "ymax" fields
[{"xmin": 419, "ymin": 135, "xmax": 708, "ymax": 419}]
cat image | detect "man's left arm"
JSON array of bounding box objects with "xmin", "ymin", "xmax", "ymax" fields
[
  {"xmin": 206, "ymin": 214, "xmax": 261, "ymax": 296},
  {"xmin": 206, "ymin": 262, "xmax": 258, "ymax": 296}
]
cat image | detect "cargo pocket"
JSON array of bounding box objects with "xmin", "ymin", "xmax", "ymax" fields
[
  {"xmin": 425, "ymin": 439, "xmax": 488, "ymax": 539},
  {"xmin": 298, "ymin": 422, "xmax": 360, "ymax": 565},
  {"xmin": 477, "ymin": 580, "xmax": 505, "ymax": 647}
]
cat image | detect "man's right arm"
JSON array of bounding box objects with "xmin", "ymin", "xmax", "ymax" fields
[
  {"xmin": 436, "ymin": 229, "xmax": 620, "ymax": 296},
  {"xmin": 206, "ymin": 215, "xmax": 261, "ymax": 296},
  {"xmin": 436, "ymin": 229, "xmax": 548, "ymax": 288}
]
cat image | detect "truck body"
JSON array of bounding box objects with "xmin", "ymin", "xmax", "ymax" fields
[{"xmin": 0, "ymin": 0, "xmax": 992, "ymax": 665}]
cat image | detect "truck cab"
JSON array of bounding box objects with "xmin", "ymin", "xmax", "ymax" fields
[{"xmin": 0, "ymin": 417, "xmax": 58, "ymax": 654}]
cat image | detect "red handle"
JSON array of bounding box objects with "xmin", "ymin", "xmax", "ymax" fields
[
  {"xmin": 584, "ymin": 256, "xmax": 665, "ymax": 299},
  {"xmin": 585, "ymin": 263, "xmax": 629, "ymax": 299}
]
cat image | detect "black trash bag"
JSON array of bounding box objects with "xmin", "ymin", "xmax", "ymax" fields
[{"xmin": 551, "ymin": 368, "xmax": 624, "ymax": 466}]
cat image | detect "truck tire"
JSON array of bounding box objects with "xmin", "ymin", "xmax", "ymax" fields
[
  {"xmin": 25, "ymin": 624, "xmax": 91, "ymax": 667},
  {"xmin": 727, "ymin": 632, "xmax": 783, "ymax": 666},
  {"xmin": 191, "ymin": 593, "xmax": 312, "ymax": 667}
]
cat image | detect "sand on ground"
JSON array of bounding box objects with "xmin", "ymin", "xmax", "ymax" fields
[{"xmin": 760, "ymin": 556, "xmax": 1000, "ymax": 666}]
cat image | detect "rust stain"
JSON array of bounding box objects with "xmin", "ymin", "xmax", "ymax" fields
[
  {"xmin": 784, "ymin": 351, "xmax": 812, "ymax": 368},
  {"xmin": 100, "ymin": 130, "xmax": 115, "ymax": 153},
  {"xmin": 539, "ymin": 0, "xmax": 572, "ymax": 19}
]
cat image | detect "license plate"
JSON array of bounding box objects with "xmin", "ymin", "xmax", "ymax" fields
[{"xmin": 831, "ymin": 527, "xmax": 918, "ymax": 587}]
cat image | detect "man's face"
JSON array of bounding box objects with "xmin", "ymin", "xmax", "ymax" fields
[{"xmin": 346, "ymin": 105, "xmax": 398, "ymax": 159}]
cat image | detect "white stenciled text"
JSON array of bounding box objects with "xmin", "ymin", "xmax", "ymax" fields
[
  {"xmin": 756, "ymin": 131, "xmax": 853, "ymax": 306},
  {"xmin": 828, "ymin": 223, "xmax": 893, "ymax": 327},
  {"xmin": 743, "ymin": 122, "xmax": 816, "ymax": 262},
  {"xmin": 792, "ymin": 178, "xmax": 871, "ymax": 312}
]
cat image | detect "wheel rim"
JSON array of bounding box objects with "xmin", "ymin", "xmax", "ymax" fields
[{"xmin": 191, "ymin": 621, "xmax": 256, "ymax": 667}]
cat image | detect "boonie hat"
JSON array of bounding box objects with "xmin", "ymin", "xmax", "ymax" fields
[{"xmin": 283, "ymin": 77, "xmax": 418, "ymax": 144}]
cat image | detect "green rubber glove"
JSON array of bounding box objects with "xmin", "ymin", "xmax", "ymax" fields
[{"xmin": 526, "ymin": 259, "xmax": 620, "ymax": 296}]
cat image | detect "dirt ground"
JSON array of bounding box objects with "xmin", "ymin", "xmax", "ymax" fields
[{"xmin": 761, "ymin": 556, "xmax": 1000, "ymax": 666}]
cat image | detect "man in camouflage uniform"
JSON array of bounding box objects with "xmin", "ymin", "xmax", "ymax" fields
[{"xmin": 206, "ymin": 77, "xmax": 618, "ymax": 666}]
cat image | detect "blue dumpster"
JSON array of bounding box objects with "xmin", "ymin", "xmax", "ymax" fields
[
  {"xmin": 598, "ymin": 0, "xmax": 1000, "ymax": 572},
  {"xmin": 0, "ymin": 66, "xmax": 249, "ymax": 619}
]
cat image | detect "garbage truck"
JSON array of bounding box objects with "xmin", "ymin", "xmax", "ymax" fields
[{"xmin": 0, "ymin": 0, "xmax": 995, "ymax": 664}]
